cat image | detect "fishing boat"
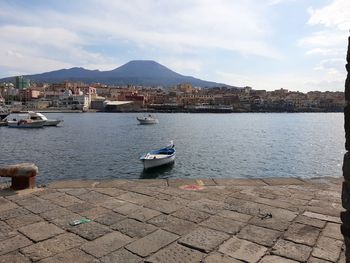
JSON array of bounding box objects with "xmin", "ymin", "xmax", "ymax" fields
[
  {"xmin": 7, "ymin": 119, "xmax": 45, "ymax": 128},
  {"xmin": 140, "ymin": 141, "xmax": 176, "ymax": 170},
  {"xmin": 137, "ymin": 114, "xmax": 159, "ymax": 124}
]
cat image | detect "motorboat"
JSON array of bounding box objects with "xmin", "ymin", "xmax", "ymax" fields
[
  {"xmin": 137, "ymin": 114, "xmax": 159, "ymax": 124},
  {"xmin": 5, "ymin": 112, "xmax": 63, "ymax": 127},
  {"xmin": 7, "ymin": 119, "xmax": 45, "ymax": 128},
  {"xmin": 0, "ymin": 106, "xmax": 9, "ymax": 121},
  {"xmin": 140, "ymin": 141, "xmax": 176, "ymax": 170}
]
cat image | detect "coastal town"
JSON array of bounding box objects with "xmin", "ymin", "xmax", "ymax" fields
[{"xmin": 0, "ymin": 76, "xmax": 345, "ymax": 113}]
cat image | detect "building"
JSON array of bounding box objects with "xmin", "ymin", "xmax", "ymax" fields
[{"xmin": 15, "ymin": 76, "xmax": 30, "ymax": 90}]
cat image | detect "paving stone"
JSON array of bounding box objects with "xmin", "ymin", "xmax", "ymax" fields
[
  {"xmin": 0, "ymin": 234, "xmax": 32, "ymax": 255},
  {"xmin": 263, "ymin": 178, "xmax": 305, "ymax": 185},
  {"xmin": 125, "ymin": 229, "xmax": 179, "ymax": 257},
  {"xmin": 63, "ymin": 188, "xmax": 90, "ymax": 196},
  {"xmin": 148, "ymin": 214, "xmax": 197, "ymax": 235},
  {"xmin": 0, "ymin": 251, "xmax": 31, "ymax": 263},
  {"xmin": 67, "ymin": 221, "xmax": 112, "ymax": 241},
  {"xmin": 38, "ymin": 248, "xmax": 97, "ymax": 263},
  {"xmin": 39, "ymin": 191, "xmax": 65, "ymax": 200},
  {"xmin": 94, "ymin": 211, "xmax": 126, "ymax": 226},
  {"xmin": 0, "ymin": 207, "xmax": 30, "ymax": 220},
  {"xmin": 202, "ymin": 253, "xmax": 243, "ymax": 263},
  {"xmin": 249, "ymin": 207, "xmax": 297, "ymax": 231},
  {"xmin": 113, "ymin": 203, "xmax": 143, "ymax": 215},
  {"xmin": 117, "ymin": 192, "xmax": 153, "ymax": 205},
  {"xmin": 77, "ymin": 191, "xmax": 110, "ymax": 204},
  {"xmin": 67, "ymin": 202, "xmax": 96, "ymax": 213},
  {"xmin": 295, "ymin": 215, "xmax": 327, "ymax": 228},
  {"xmin": 188, "ymin": 199, "xmax": 226, "ymax": 214},
  {"xmin": 51, "ymin": 194, "xmax": 84, "ymax": 207},
  {"xmin": 81, "ymin": 231, "xmax": 133, "ymax": 258},
  {"xmin": 79, "ymin": 206, "xmax": 110, "ymax": 220},
  {"xmin": 129, "ymin": 207, "xmax": 162, "ymax": 222},
  {"xmin": 112, "ymin": 218, "xmax": 157, "ymax": 238},
  {"xmin": 323, "ymin": 223, "xmax": 343, "ymax": 240},
  {"xmin": 179, "ymin": 227, "xmax": 230, "ymax": 253},
  {"xmin": 308, "ymin": 257, "xmax": 333, "ymax": 263},
  {"xmin": 40, "ymin": 207, "xmax": 77, "ymax": 220},
  {"xmin": 48, "ymin": 180, "xmax": 98, "ymax": 189},
  {"xmin": 5, "ymin": 213, "xmax": 43, "ymax": 228},
  {"xmin": 143, "ymin": 199, "xmax": 182, "ymax": 214},
  {"xmin": 218, "ymin": 236, "xmax": 267, "ymax": 263},
  {"xmin": 93, "ymin": 188, "xmax": 126, "ymax": 197},
  {"xmin": 302, "ymin": 211, "xmax": 341, "ymax": 223},
  {"xmin": 21, "ymin": 233, "xmax": 85, "ymax": 261},
  {"xmin": 0, "ymin": 198, "xmax": 18, "ymax": 212},
  {"xmin": 312, "ymin": 236, "xmax": 343, "ymax": 262},
  {"xmin": 99, "ymin": 198, "xmax": 127, "ymax": 209},
  {"xmin": 237, "ymin": 224, "xmax": 281, "ymax": 246},
  {"xmin": 259, "ymin": 255, "xmax": 299, "ymax": 263},
  {"xmin": 272, "ymin": 239, "xmax": 312, "ymax": 262},
  {"xmin": 100, "ymin": 248, "xmax": 142, "ymax": 263},
  {"xmin": 146, "ymin": 242, "xmax": 205, "ymax": 263},
  {"xmin": 218, "ymin": 210, "xmax": 252, "ymax": 222},
  {"xmin": 172, "ymin": 207, "xmax": 211, "ymax": 223},
  {"xmin": 0, "ymin": 221, "xmax": 17, "ymax": 241},
  {"xmin": 200, "ymin": 215, "xmax": 244, "ymax": 234},
  {"xmin": 24, "ymin": 201, "xmax": 60, "ymax": 214},
  {"xmin": 284, "ymin": 223, "xmax": 320, "ymax": 246},
  {"xmin": 18, "ymin": 222, "xmax": 64, "ymax": 242},
  {"xmin": 214, "ymin": 178, "xmax": 266, "ymax": 186}
]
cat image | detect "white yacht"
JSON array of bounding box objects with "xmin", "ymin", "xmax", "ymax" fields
[{"xmin": 5, "ymin": 112, "xmax": 63, "ymax": 127}]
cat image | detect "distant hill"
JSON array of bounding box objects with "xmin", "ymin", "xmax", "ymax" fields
[{"xmin": 0, "ymin": 60, "xmax": 231, "ymax": 88}]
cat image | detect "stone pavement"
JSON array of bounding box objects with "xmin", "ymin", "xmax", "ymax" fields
[{"xmin": 0, "ymin": 177, "xmax": 346, "ymax": 262}]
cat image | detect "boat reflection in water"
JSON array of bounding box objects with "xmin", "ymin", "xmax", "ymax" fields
[{"xmin": 140, "ymin": 162, "xmax": 175, "ymax": 179}]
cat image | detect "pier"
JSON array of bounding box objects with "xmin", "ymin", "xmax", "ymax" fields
[{"xmin": 0, "ymin": 177, "xmax": 345, "ymax": 262}]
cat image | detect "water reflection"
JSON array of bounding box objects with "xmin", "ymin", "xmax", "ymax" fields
[{"xmin": 140, "ymin": 162, "xmax": 175, "ymax": 179}]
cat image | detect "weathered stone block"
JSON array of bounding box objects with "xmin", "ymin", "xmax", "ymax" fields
[
  {"xmin": 112, "ymin": 219, "xmax": 157, "ymax": 238},
  {"xmin": 272, "ymin": 239, "xmax": 312, "ymax": 262},
  {"xmin": 312, "ymin": 236, "xmax": 343, "ymax": 262},
  {"xmin": 100, "ymin": 248, "xmax": 142, "ymax": 263},
  {"xmin": 125, "ymin": 229, "xmax": 179, "ymax": 257},
  {"xmin": 342, "ymin": 181, "xmax": 350, "ymax": 210},
  {"xmin": 148, "ymin": 214, "xmax": 197, "ymax": 235},
  {"xmin": 18, "ymin": 222, "xmax": 64, "ymax": 242},
  {"xmin": 283, "ymin": 223, "xmax": 320, "ymax": 246},
  {"xmin": 0, "ymin": 235, "xmax": 32, "ymax": 255},
  {"xmin": 172, "ymin": 207, "xmax": 211, "ymax": 223},
  {"xmin": 237, "ymin": 224, "xmax": 281, "ymax": 246},
  {"xmin": 200, "ymin": 215, "xmax": 244, "ymax": 234}
]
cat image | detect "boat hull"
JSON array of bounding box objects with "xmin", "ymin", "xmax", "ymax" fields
[
  {"xmin": 44, "ymin": 119, "xmax": 62, "ymax": 126},
  {"xmin": 141, "ymin": 154, "xmax": 175, "ymax": 169},
  {"xmin": 137, "ymin": 118, "xmax": 159, "ymax": 125},
  {"xmin": 7, "ymin": 120, "xmax": 45, "ymax": 128}
]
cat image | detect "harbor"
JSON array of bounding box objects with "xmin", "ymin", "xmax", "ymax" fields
[{"xmin": 0, "ymin": 176, "xmax": 345, "ymax": 262}]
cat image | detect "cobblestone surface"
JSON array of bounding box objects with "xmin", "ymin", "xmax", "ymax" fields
[{"xmin": 0, "ymin": 177, "xmax": 345, "ymax": 262}]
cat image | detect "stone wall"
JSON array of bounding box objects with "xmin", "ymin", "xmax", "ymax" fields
[{"xmin": 342, "ymin": 36, "xmax": 350, "ymax": 262}]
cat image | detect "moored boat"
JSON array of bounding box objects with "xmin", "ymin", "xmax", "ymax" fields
[
  {"xmin": 140, "ymin": 141, "xmax": 175, "ymax": 170},
  {"xmin": 7, "ymin": 119, "xmax": 45, "ymax": 128},
  {"xmin": 5, "ymin": 112, "xmax": 63, "ymax": 127},
  {"xmin": 137, "ymin": 114, "xmax": 159, "ymax": 124}
]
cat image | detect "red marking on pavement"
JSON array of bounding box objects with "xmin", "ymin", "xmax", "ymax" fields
[{"xmin": 179, "ymin": 184, "xmax": 205, "ymax": 191}]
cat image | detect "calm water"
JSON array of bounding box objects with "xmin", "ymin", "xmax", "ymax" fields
[{"xmin": 0, "ymin": 113, "xmax": 345, "ymax": 184}]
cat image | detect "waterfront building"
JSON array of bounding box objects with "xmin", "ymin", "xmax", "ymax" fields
[{"xmin": 15, "ymin": 76, "xmax": 30, "ymax": 90}]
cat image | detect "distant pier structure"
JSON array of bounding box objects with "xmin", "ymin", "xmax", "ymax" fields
[{"xmin": 343, "ymin": 34, "xmax": 350, "ymax": 262}]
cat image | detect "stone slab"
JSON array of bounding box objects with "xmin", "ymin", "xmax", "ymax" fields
[
  {"xmin": 94, "ymin": 212, "xmax": 126, "ymax": 226},
  {"xmin": 272, "ymin": 239, "xmax": 312, "ymax": 262},
  {"xmin": 67, "ymin": 221, "xmax": 112, "ymax": 241},
  {"xmin": 312, "ymin": 236, "xmax": 343, "ymax": 262},
  {"xmin": 0, "ymin": 251, "xmax": 31, "ymax": 263},
  {"xmin": 237, "ymin": 224, "xmax": 281, "ymax": 246},
  {"xmin": 5, "ymin": 213, "xmax": 43, "ymax": 228},
  {"xmin": 146, "ymin": 243, "xmax": 205, "ymax": 263},
  {"xmin": 322, "ymin": 222, "xmax": 343, "ymax": 240},
  {"xmin": 48, "ymin": 180, "xmax": 98, "ymax": 189},
  {"xmin": 128, "ymin": 207, "xmax": 162, "ymax": 222},
  {"xmin": 81, "ymin": 231, "xmax": 133, "ymax": 258},
  {"xmin": 143, "ymin": 199, "xmax": 181, "ymax": 214},
  {"xmin": 200, "ymin": 215, "xmax": 244, "ymax": 234},
  {"xmin": 100, "ymin": 248, "xmax": 142, "ymax": 263},
  {"xmin": 262, "ymin": 177, "xmax": 305, "ymax": 185},
  {"xmin": 202, "ymin": 253, "xmax": 243, "ymax": 263},
  {"xmin": 302, "ymin": 211, "xmax": 341, "ymax": 223},
  {"xmin": 125, "ymin": 229, "xmax": 179, "ymax": 257},
  {"xmin": 218, "ymin": 210, "xmax": 252, "ymax": 222},
  {"xmin": 38, "ymin": 248, "xmax": 97, "ymax": 263},
  {"xmin": 148, "ymin": 214, "xmax": 197, "ymax": 235},
  {"xmin": 18, "ymin": 222, "xmax": 64, "ymax": 242},
  {"xmin": 179, "ymin": 227, "xmax": 230, "ymax": 253},
  {"xmin": 294, "ymin": 215, "xmax": 326, "ymax": 228},
  {"xmin": 172, "ymin": 207, "xmax": 211, "ymax": 223},
  {"xmin": 0, "ymin": 234, "xmax": 32, "ymax": 255},
  {"xmin": 259, "ymin": 255, "xmax": 298, "ymax": 263},
  {"xmin": 21, "ymin": 233, "xmax": 85, "ymax": 261},
  {"xmin": 214, "ymin": 178, "xmax": 267, "ymax": 186},
  {"xmin": 284, "ymin": 223, "xmax": 320, "ymax": 246},
  {"xmin": 218, "ymin": 236, "xmax": 267, "ymax": 263},
  {"xmin": 112, "ymin": 219, "xmax": 157, "ymax": 238}
]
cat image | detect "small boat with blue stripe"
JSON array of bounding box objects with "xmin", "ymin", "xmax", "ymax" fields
[{"xmin": 140, "ymin": 141, "xmax": 176, "ymax": 170}]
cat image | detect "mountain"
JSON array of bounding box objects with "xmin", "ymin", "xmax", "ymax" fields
[{"xmin": 0, "ymin": 60, "xmax": 229, "ymax": 88}]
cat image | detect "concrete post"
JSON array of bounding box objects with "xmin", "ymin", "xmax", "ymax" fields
[{"xmin": 342, "ymin": 36, "xmax": 350, "ymax": 263}]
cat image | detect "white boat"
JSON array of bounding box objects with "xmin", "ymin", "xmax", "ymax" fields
[
  {"xmin": 7, "ymin": 119, "xmax": 45, "ymax": 128},
  {"xmin": 140, "ymin": 141, "xmax": 176, "ymax": 170},
  {"xmin": 5, "ymin": 112, "xmax": 63, "ymax": 127},
  {"xmin": 137, "ymin": 114, "xmax": 159, "ymax": 124}
]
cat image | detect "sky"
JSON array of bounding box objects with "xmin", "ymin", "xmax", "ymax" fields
[{"xmin": 0, "ymin": 0, "xmax": 349, "ymax": 92}]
